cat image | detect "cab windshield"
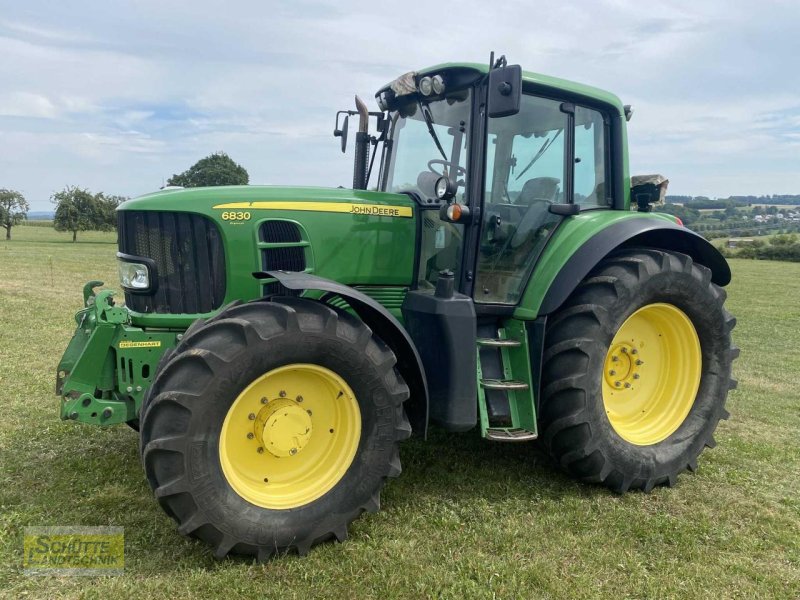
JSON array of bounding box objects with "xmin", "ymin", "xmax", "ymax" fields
[
  {"xmin": 382, "ymin": 89, "xmax": 472, "ymax": 202},
  {"xmin": 381, "ymin": 89, "xmax": 472, "ymax": 290}
]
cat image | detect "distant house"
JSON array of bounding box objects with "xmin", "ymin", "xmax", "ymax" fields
[{"xmin": 727, "ymin": 238, "xmax": 756, "ymax": 248}]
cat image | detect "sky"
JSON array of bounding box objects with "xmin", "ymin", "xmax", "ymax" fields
[{"xmin": 1, "ymin": 0, "xmax": 799, "ymax": 211}]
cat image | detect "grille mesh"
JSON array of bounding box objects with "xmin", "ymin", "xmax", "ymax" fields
[
  {"xmin": 118, "ymin": 211, "xmax": 226, "ymax": 314},
  {"xmin": 261, "ymin": 246, "xmax": 306, "ymax": 272},
  {"xmin": 259, "ymin": 220, "xmax": 302, "ymax": 243}
]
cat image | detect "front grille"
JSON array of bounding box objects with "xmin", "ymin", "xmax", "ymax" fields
[{"xmin": 118, "ymin": 211, "xmax": 226, "ymax": 313}]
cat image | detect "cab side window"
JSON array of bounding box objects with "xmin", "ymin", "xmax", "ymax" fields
[{"xmin": 574, "ymin": 106, "xmax": 609, "ymax": 207}]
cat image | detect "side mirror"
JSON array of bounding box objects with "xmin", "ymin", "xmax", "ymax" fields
[
  {"xmin": 334, "ymin": 115, "xmax": 349, "ymax": 153},
  {"xmin": 487, "ymin": 64, "xmax": 522, "ymax": 118}
]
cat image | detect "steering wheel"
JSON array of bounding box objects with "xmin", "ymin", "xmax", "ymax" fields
[{"xmin": 427, "ymin": 159, "xmax": 467, "ymax": 180}]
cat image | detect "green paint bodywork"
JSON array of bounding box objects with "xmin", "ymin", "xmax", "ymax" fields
[
  {"xmin": 514, "ymin": 210, "xmax": 675, "ymax": 320},
  {"xmin": 56, "ymin": 62, "xmax": 687, "ymax": 433},
  {"xmin": 122, "ymin": 186, "xmax": 417, "ymax": 328},
  {"xmin": 57, "ymin": 286, "xmax": 176, "ymax": 425}
]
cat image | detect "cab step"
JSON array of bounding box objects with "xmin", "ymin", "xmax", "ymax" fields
[
  {"xmin": 479, "ymin": 378, "xmax": 529, "ymax": 391},
  {"xmin": 477, "ymin": 338, "xmax": 522, "ymax": 348},
  {"xmin": 476, "ymin": 323, "xmax": 538, "ymax": 443},
  {"xmin": 485, "ymin": 427, "xmax": 538, "ymax": 442}
]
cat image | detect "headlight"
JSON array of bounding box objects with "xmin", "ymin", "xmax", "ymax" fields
[
  {"xmin": 431, "ymin": 75, "xmax": 445, "ymax": 95},
  {"xmin": 118, "ymin": 260, "xmax": 150, "ymax": 290},
  {"xmin": 418, "ymin": 76, "xmax": 433, "ymax": 96}
]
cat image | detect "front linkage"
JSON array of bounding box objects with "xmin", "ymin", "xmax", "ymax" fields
[{"xmin": 57, "ymin": 282, "xmax": 177, "ymax": 426}]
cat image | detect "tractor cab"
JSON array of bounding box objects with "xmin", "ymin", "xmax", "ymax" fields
[{"xmin": 372, "ymin": 60, "xmax": 626, "ymax": 308}]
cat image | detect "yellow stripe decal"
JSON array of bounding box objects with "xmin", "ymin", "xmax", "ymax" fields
[{"xmin": 212, "ymin": 201, "xmax": 413, "ymax": 218}]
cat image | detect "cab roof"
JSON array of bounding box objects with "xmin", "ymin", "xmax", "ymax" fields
[{"xmin": 377, "ymin": 62, "xmax": 624, "ymax": 116}]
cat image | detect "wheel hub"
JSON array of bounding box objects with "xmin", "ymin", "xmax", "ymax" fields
[
  {"xmin": 604, "ymin": 342, "xmax": 643, "ymax": 390},
  {"xmin": 255, "ymin": 398, "xmax": 313, "ymax": 458}
]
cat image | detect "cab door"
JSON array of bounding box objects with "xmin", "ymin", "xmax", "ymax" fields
[{"xmin": 475, "ymin": 94, "xmax": 610, "ymax": 306}]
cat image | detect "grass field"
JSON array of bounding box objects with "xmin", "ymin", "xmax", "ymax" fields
[{"xmin": 1, "ymin": 225, "xmax": 798, "ymax": 599}]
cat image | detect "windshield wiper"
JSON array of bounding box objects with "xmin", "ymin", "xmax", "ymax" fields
[
  {"xmin": 418, "ymin": 100, "xmax": 449, "ymax": 162},
  {"xmin": 515, "ymin": 129, "xmax": 563, "ymax": 181}
]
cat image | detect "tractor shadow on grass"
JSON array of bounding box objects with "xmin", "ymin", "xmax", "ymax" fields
[{"xmin": 386, "ymin": 425, "xmax": 615, "ymax": 508}]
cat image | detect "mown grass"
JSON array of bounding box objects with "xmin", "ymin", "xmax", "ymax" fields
[{"xmin": 0, "ymin": 225, "xmax": 798, "ymax": 599}]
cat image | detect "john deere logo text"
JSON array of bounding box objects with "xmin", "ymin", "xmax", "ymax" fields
[
  {"xmin": 349, "ymin": 205, "xmax": 402, "ymax": 217},
  {"xmin": 119, "ymin": 341, "xmax": 162, "ymax": 349}
]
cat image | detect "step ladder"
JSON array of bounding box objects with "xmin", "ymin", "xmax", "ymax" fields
[{"xmin": 476, "ymin": 325, "xmax": 538, "ymax": 442}]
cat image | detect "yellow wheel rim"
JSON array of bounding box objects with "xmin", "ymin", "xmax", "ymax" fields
[
  {"xmin": 602, "ymin": 303, "xmax": 702, "ymax": 446},
  {"xmin": 219, "ymin": 364, "xmax": 361, "ymax": 509}
]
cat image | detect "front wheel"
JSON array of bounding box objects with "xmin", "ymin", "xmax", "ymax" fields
[
  {"xmin": 539, "ymin": 248, "xmax": 738, "ymax": 492},
  {"xmin": 140, "ymin": 298, "xmax": 411, "ymax": 559}
]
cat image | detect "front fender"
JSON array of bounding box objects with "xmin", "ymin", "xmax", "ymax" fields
[{"xmin": 261, "ymin": 270, "xmax": 429, "ymax": 437}]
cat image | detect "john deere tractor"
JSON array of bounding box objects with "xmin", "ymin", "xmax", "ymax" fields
[{"xmin": 56, "ymin": 57, "xmax": 737, "ymax": 560}]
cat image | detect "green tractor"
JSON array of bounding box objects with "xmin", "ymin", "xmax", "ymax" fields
[{"xmin": 56, "ymin": 57, "xmax": 737, "ymax": 560}]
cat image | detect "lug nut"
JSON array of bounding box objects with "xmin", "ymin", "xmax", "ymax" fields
[
  {"xmin": 633, "ymin": 374, "xmax": 640, "ymax": 380},
  {"xmin": 631, "ymin": 349, "xmax": 638, "ymax": 355},
  {"xmin": 247, "ymin": 432, "xmax": 254, "ymax": 439},
  {"xmin": 611, "ymin": 356, "xmax": 619, "ymax": 362},
  {"xmin": 289, "ymin": 448, "xmax": 298, "ymax": 456},
  {"xmin": 261, "ymin": 397, "xmax": 268, "ymax": 404},
  {"xmin": 621, "ymin": 347, "xmax": 628, "ymax": 354},
  {"xmin": 296, "ymin": 395, "xmax": 303, "ymax": 403},
  {"xmin": 306, "ymin": 409, "xmax": 312, "ymax": 416},
  {"xmin": 624, "ymin": 382, "xmax": 631, "ymax": 388},
  {"xmin": 609, "ymin": 370, "xmax": 617, "ymax": 376},
  {"xmin": 248, "ymin": 413, "xmax": 256, "ymax": 420},
  {"xmin": 257, "ymin": 447, "xmax": 264, "ymax": 454},
  {"xmin": 279, "ymin": 390, "xmax": 286, "ymax": 398},
  {"xmin": 636, "ymin": 359, "xmax": 643, "ymax": 366},
  {"xmin": 615, "ymin": 381, "xmax": 622, "ymax": 387}
]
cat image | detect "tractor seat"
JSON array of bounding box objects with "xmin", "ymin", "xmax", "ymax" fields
[{"xmin": 517, "ymin": 177, "xmax": 560, "ymax": 205}]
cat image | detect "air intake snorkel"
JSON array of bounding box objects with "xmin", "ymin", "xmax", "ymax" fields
[{"xmin": 353, "ymin": 95, "xmax": 370, "ymax": 190}]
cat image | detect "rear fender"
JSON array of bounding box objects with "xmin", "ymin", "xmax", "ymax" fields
[{"xmin": 535, "ymin": 217, "xmax": 730, "ymax": 316}]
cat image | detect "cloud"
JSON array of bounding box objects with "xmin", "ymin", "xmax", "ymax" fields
[{"xmin": 1, "ymin": 0, "xmax": 800, "ymax": 208}]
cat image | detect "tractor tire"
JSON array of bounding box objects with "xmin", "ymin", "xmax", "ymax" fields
[
  {"xmin": 538, "ymin": 248, "xmax": 737, "ymax": 493},
  {"xmin": 140, "ymin": 297, "xmax": 411, "ymax": 560}
]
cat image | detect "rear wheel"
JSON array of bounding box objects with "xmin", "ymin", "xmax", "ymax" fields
[
  {"xmin": 539, "ymin": 248, "xmax": 737, "ymax": 492},
  {"xmin": 140, "ymin": 298, "xmax": 410, "ymax": 559}
]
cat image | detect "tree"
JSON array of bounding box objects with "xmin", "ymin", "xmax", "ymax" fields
[
  {"xmin": 52, "ymin": 187, "xmax": 103, "ymax": 242},
  {"xmin": 167, "ymin": 152, "xmax": 249, "ymax": 188},
  {"xmin": 95, "ymin": 193, "xmax": 127, "ymax": 231},
  {"xmin": 0, "ymin": 189, "xmax": 29, "ymax": 240}
]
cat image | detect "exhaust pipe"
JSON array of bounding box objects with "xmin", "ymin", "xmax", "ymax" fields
[{"xmin": 353, "ymin": 95, "xmax": 370, "ymax": 190}]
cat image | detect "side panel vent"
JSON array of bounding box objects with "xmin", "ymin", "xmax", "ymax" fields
[
  {"xmin": 260, "ymin": 220, "xmax": 302, "ymax": 243},
  {"xmin": 262, "ymin": 246, "xmax": 306, "ymax": 272},
  {"xmin": 257, "ymin": 220, "xmax": 312, "ymax": 297}
]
